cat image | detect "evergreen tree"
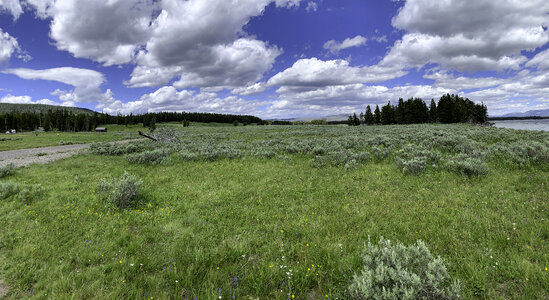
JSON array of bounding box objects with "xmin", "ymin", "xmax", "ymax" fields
[
  {"xmin": 429, "ymin": 99, "xmax": 437, "ymax": 122},
  {"xmin": 395, "ymin": 98, "xmax": 404, "ymax": 124},
  {"xmin": 365, "ymin": 105, "xmax": 374, "ymax": 125},
  {"xmin": 374, "ymin": 105, "xmax": 381, "ymax": 125},
  {"xmin": 149, "ymin": 117, "xmax": 156, "ymax": 131},
  {"xmin": 380, "ymin": 101, "xmax": 395, "ymax": 125}
]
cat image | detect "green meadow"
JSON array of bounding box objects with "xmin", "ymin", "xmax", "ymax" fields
[
  {"xmin": 0, "ymin": 124, "xmax": 548, "ymax": 299},
  {"xmin": 0, "ymin": 124, "xmax": 140, "ymax": 151}
]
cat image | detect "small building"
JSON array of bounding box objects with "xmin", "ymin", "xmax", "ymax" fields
[{"xmin": 95, "ymin": 127, "xmax": 107, "ymax": 132}]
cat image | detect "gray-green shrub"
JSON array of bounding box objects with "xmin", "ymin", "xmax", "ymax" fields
[
  {"xmin": 90, "ymin": 142, "xmax": 139, "ymax": 156},
  {"xmin": 446, "ymin": 154, "xmax": 488, "ymax": 177},
  {"xmin": 98, "ymin": 172, "xmax": 143, "ymax": 209},
  {"xmin": 126, "ymin": 148, "xmax": 171, "ymax": 165},
  {"xmin": 0, "ymin": 163, "xmax": 14, "ymax": 178},
  {"xmin": 396, "ymin": 157, "xmax": 427, "ymax": 175},
  {"xmin": 0, "ymin": 181, "xmax": 44, "ymax": 204},
  {"xmin": 0, "ymin": 181, "xmax": 20, "ymax": 199},
  {"xmin": 348, "ymin": 237, "xmax": 461, "ymax": 299}
]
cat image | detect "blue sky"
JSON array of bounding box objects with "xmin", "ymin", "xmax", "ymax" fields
[{"xmin": 1, "ymin": 0, "xmax": 549, "ymax": 117}]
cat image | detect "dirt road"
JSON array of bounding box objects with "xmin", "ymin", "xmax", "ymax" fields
[{"xmin": 0, "ymin": 139, "xmax": 143, "ymax": 168}]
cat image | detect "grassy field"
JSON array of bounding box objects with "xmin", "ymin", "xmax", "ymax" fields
[
  {"xmin": 0, "ymin": 124, "xmax": 548, "ymax": 299},
  {"xmin": 0, "ymin": 124, "xmax": 143, "ymax": 151}
]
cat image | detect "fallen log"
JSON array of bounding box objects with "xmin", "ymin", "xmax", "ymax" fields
[{"xmin": 138, "ymin": 131, "xmax": 158, "ymax": 141}]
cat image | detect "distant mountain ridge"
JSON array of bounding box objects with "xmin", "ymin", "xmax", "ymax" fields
[
  {"xmin": 0, "ymin": 103, "xmax": 96, "ymax": 115},
  {"xmin": 498, "ymin": 108, "xmax": 549, "ymax": 118}
]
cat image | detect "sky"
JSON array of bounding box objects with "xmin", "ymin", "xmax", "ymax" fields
[{"xmin": 0, "ymin": 0, "xmax": 548, "ymax": 118}]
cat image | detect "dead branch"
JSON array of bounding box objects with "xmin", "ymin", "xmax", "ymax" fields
[{"xmin": 138, "ymin": 131, "xmax": 158, "ymax": 141}]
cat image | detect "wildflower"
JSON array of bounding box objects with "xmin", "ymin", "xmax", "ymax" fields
[
  {"xmin": 119, "ymin": 260, "xmax": 122, "ymax": 264},
  {"xmin": 130, "ymin": 264, "xmax": 134, "ymax": 267}
]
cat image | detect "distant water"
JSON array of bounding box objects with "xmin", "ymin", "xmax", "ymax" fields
[{"xmin": 493, "ymin": 119, "xmax": 549, "ymax": 131}]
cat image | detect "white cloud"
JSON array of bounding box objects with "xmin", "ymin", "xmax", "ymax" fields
[
  {"xmin": 424, "ymin": 70, "xmax": 506, "ymax": 90},
  {"xmin": 2, "ymin": 67, "xmax": 113, "ymax": 103},
  {"xmin": 384, "ymin": 0, "xmax": 549, "ymax": 72},
  {"xmin": 526, "ymin": 49, "xmax": 549, "ymax": 70},
  {"xmin": 263, "ymin": 83, "xmax": 452, "ymax": 118},
  {"xmin": 323, "ymin": 35, "xmax": 367, "ymax": 54},
  {"xmin": 49, "ymin": 0, "xmax": 156, "ymax": 66},
  {"xmin": 231, "ymin": 82, "xmax": 267, "ymax": 96},
  {"xmin": 0, "ymin": 0, "xmax": 23, "ymax": 19},
  {"xmin": 306, "ymin": 1, "xmax": 317, "ymax": 12},
  {"xmin": 10, "ymin": 0, "xmax": 302, "ymax": 88},
  {"xmin": 0, "ymin": 93, "xmax": 68, "ymax": 106},
  {"xmin": 267, "ymin": 57, "xmax": 406, "ymax": 89},
  {"xmin": 130, "ymin": 0, "xmax": 296, "ymax": 89},
  {"xmin": 99, "ymin": 86, "xmax": 264, "ymax": 115},
  {"xmin": 0, "ymin": 94, "xmax": 32, "ymax": 104},
  {"xmin": 0, "ymin": 29, "xmax": 20, "ymax": 63}
]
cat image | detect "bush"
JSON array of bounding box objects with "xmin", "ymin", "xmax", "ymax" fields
[
  {"xmin": 98, "ymin": 172, "xmax": 143, "ymax": 209},
  {"xmin": 16, "ymin": 184, "xmax": 44, "ymax": 204},
  {"xmin": 0, "ymin": 163, "xmax": 14, "ymax": 178},
  {"xmin": 348, "ymin": 237, "xmax": 461, "ymax": 300},
  {"xmin": 153, "ymin": 127, "xmax": 178, "ymax": 143},
  {"xmin": 0, "ymin": 181, "xmax": 20, "ymax": 199},
  {"xmin": 0, "ymin": 182, "xmax": 44, "ymax": 204},
  {"xmin": 371, "ymin": 146, "xmax": 391, "ymax": 161},
  {"xmin": 396, "ymin": 157, "xmax": 427, "ymax": 175},
  {"xmin": 446, "ymin": 155, "xmax": 488, "ymax": 177},
  {"xmin": 126, "ymin": 148, "xmax": 171, "ymax": 165},
  {"xmin": 90, "ymin": 142, "xmax": 139, "ymax": 156}
]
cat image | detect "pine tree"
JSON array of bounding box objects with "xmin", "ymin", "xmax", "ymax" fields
[
  {"xmin": 429, "ymin": 99, "xmax": 437, "ymax": 122},
  {"xmin": 365, "ymin": 105, "xmax": 374, "ymax": 125},
  {"xmin": 374, "ymin": 105, "xmax": 381, "ymax": 125}
]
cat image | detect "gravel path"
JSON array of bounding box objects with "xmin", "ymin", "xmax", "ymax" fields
[{"xmin": 0, "ymin": 139, "xmax": 143, "ymax": 168}]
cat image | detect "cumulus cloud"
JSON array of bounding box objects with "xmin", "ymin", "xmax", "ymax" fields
[
  {"xmin": 2, "ymin": 67, "xmax": 113, "ymax": 103},
  {"xmin": 0, "ymin": 94, "xmax": 32, "ymax": 104},
  {"xmin": 99, "ymin": 86, "xmax": 264, "ymax": 115},
  {"xmin": 383, "ymin": 0, "xmax": 549, "ymax": 72},
  {"xmin": 0, "ymin": 0, "xmax": 23, "ymax": 19},
  {"xmin": 424, "ymin": 70, "xmax": 506, "ymax": 90},
  {"xmin": 0, "ymin": 29, "xmax": 20, "ymax": 63},
  {"xmin": 526, "ymin": 49, "xmax": 549, "ymax": 70},
  {"xmin": 128, "ymin": 0, "xmax": 296, "ymax": 89},
  {"xmin": 263, "ymin": 83, "xmax": 453, "ymax": 118},
  {"xmin": 305, "ymin": 2, "xmax": 317, "ymax": 12},
  {"xmin": 49, "ymin": 0, "xmax": 156, "ymax": 66},
  {"xmin": 323, "ymin": 35, "xmax": 367, "ymax": 54},
  {"xmin": 231, "ymin": 82, "xmax": 267, "ymax": 96},
  {"xmin": 8, "ymin": 0, "xmax": 301, "ymax": 87},
  {"xmin": 0, "ymin": 93, "xmax": 66, "ymax": 106},
  {"xmin": 267, "ymin": 57, "xmax": 406, "ymax": 89}
]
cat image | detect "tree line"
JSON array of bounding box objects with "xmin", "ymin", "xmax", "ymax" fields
[
  {"xmin": 348, "ymin": 94, "xmax": 488, "ymax": 126},
  {"xmin": 0, "ymin": 109, "xmax": 265, "ymax": 132}
]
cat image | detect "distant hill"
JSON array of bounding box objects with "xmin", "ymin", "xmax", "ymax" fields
[
  {"xmin": 0, "ymin": 103, "xmax": 96, "ymax": 115},
  {"xmin": 498, "ymin": 108, "xmax": 549, "ymax": 118}
]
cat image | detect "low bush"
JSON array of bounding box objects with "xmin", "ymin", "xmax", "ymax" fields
[
  {"xmin": 446, "ymin": 154, "xmax": 488, "ymax": 177},
  {"xmin": 16, "ymin": 184, "xmax": 44, "ymax": 204},
  {"xmin": 126, "ymin": 148, "xmax": 171, "ymax": 165},
  {"xmin": 0, "ymin": 163, "xmax": 14, "ymax": 178},
  {"xmin": 0, "ymin": 181, "xmax": 20, "ymax": 199},
  {"xmin": 371, "ymin": 146, "xmax": 391, "ymax": 161},
  {"xmin": 98, "ymin": 172, "xmax": 143, "ymax": 209},
  {"xmin": 90, "ymin": 142, "xmax": 139, "ymax": 156},
  {"xmin": 348, "ymin": 237, "xmax": 461, "ymax": 299},
  {"xmin": 396, "ymin": 157, "xmax": 427, "ymax": 175},
  {"xmin": 0, "ymin": 181, "xmax": 44, "ymax": 204}
]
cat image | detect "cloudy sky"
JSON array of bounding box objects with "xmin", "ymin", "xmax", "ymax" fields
[{"xmin": 0, "ymin": 0, "xmax": 548, "ymax": 118}]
